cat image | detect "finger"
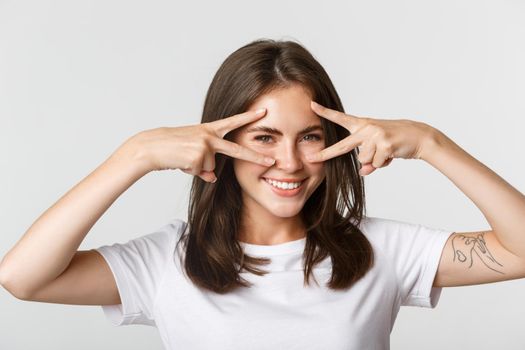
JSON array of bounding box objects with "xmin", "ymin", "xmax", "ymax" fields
[
  {"xmin": 359, "ymin": 153, "xmax": 393, "ymax": 177},
  {"xmin": 305, "ymin": 134, "xmax": 362, "ymax": 163},
  {"xmin": 209, "ymin": 108, "xmax": 268, "ymax": 138},
  {"xmin": 199, "ymin": 170, "xmax": 217, "ymax": 183},
  {"xmin": 212, "ymin": 137, "xmax": 276, "ymax": 166},
  {"xmin": 182, "ymin": 168, "xmax": 216, "ymax": 183},
  {"xmin": 180, "ymin": 163, "xmax": 202, "ymax": 176},
  {"xmin": 180, "ymin": 153, "xmax": 217, "ymax": 182},
  {"xmin": 357, "ymin": 142, "xmax": 376, "ymax": 166},
  {"xmin": 200, "ymin": 152, "xmax": 216, "ymax": 174},
  {"xmin": 359, "ymin": 163, "xmax": 377, "ymax": 176},
  {"xmin": 381, "ymin": 156, "xmax": 393, "ymax": 167},
  {"xmin": 310, "ymin": 101, "xmax": 361, "ymax": 132},
  {"xmin": 372, "ymin": 147, "xmax": 392, "ymax": 169}
]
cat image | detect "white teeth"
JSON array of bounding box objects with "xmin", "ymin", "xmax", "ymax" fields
[{"xmin": 264, "ymin": 178, "xmax": 302, "ymax": 190}]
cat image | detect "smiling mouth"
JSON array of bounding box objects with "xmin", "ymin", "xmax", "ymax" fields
[{"xmin": 261, "ymin": 177, "xmax": 307, "ymax": 190}]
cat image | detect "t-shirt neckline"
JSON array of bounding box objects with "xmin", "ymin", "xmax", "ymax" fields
[{"xmin": 239, "ymin": 237, "xmax": 306, "ymax": 255}]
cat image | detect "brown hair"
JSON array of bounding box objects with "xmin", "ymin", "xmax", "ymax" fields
[{"xmin": 176, "ymin": 38, "xmax": 374, "ymax": 294}]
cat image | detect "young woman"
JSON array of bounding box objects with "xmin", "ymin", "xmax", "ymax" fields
[{"xmin": 1, "ymin": 39, "xmax": 524, "ymax": 350}]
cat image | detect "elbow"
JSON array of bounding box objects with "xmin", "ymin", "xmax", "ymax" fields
[{"xmin": 0, "ymin": 267, "xmax": 33, "ymax": 301}]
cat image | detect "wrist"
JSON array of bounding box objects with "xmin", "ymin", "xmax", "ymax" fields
[
  {"xmin": 418, "ymin": 124, "xmax": 449, "ymax": 162},
  {"xmin": 110, "ymin": 134, "xmax": 153, "ymax": 177}
]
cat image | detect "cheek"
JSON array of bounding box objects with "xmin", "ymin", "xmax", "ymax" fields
[
  {"xmin": 309, "ymin": 163, "xmax": 326, "ymax": 178},
  {"xmin": 233, "ymin": 158, "xmax": 266, "ymax": 181},
  {"xmin": 298, "ymin": 140, "xmax": 325, "ymax": 154},
  {"xmin": 304, "ymin": 154, "xmax": 326, "ymax": 176},
  {"xmin": 232, "ymin": 140, "xmax": 259, "ymax": 169}
]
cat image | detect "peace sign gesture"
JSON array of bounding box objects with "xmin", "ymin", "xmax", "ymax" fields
[
  {"xmin": 129, "ymin": 108, "xmax": 276, "ymax": 182},
  {"xmin": 306, "ymin": 101, "xmax": 436, "ymax": 176}
]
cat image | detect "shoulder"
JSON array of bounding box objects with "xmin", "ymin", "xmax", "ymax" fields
[
  {"xmin": 140, "ymin": 218, "xmax": 188, "ymax": 255},
  {"xmin": 357, "ymin": 215, "xmax": 415, "ymax": 231},
  {"xmin": 97, "ymin": 218, "xmax": 188, "ymax": 262},
  {"xmin": 140, "ymin": 218, "xmax": 187, "ymax": 243},
  {"xmin": 152, "ymin": 218, "xmax": 188, "ymax": 242},
  {"xmin": 355, "ymin": 215, "xmax": 408, "ymax": 242},
  {"xmin": 356, "ymin": 215, "xmax": 451, "ymax": 251}
]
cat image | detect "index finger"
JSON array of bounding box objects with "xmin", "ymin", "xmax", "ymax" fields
[
  {"xmin": 310, "ymin": 101, "xmax": 361, "ymax": 134},
  {"xmin": 306, "ymin": 135, "xmax": 362, "ymax": 163},
  {"xmin": 211, "ymin": 137, "xmax": 276, "ymax": 166},
  {"xmin": 209, "ymin": 108, "xmax": 268, "ymax": 138}
]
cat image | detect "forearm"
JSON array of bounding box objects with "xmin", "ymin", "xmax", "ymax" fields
[
  {"xmin": 0, "ymin": 136, "xmax": 150, "ymax": 295},
  {"xmin": 421, "ymin": 128, "xmax": 525, "ymax": 257}
]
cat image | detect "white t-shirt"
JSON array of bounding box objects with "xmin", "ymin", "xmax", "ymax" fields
[{"xmin": 95, "ymin": 216, "xmax": 453, "ymax": 350}]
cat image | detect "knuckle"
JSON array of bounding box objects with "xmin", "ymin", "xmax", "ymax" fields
[
  {"xmin": 202, "ymin": 123, "xmax": 216, "ymax": 138},
  {"xmin": 358, "ymin": 123, "xmax": 373, "ymax": 134},
  {"xmin": 189, "ymin": 157, "xmax": 202, "ymax": 172},
  {"xmin": 197, "ymin": 139, "xmax": 210, "ymax": 153},
  {"xmin": 201, "ymin": 122, "xmax": 212, "ymax": 132},
  {"xmin": 374, "ymin": 127, "xmax": 386, "ymax": 138},
  {"xmin": 199, "ymin": 128, "xmax": 212, "ymax": 142}
]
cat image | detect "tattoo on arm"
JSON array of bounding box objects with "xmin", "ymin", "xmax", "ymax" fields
[{"xmin": 451, "ymin": 231, "xmax": 505, "ymax": 274}]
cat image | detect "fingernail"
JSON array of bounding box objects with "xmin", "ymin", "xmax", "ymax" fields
[
  {"xmin": 264, "ymin": 157, "xmax": 275, "ymax": 165},
  {"xmin": 211, "ymin": 177, "xmax": 217, "ymax": 183},
  {"xmin": 255, "ymin": 108, "xmax": 266, "ymax": 115}
]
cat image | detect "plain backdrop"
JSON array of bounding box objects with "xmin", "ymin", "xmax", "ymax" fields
[{"xmin": 1, "ymin": 0, "xmax": 524, "ymax": 349}]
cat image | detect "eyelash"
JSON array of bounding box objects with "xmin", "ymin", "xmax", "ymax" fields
[{"xmin": 254, "ymin": 134, "xmax": 322, "ymax": 143}]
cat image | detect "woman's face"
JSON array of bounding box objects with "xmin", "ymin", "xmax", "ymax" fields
[{"xmin": 230, "ymin": 84, "xmax": 326, "ymax": 219}]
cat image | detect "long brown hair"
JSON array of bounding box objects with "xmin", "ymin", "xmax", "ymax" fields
[{"xmin": 176, "ymin": 38, "xmax": 374, "ymax": 294}]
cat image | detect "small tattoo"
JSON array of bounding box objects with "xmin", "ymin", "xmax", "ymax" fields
[{"xmin": 451, "ymin": 232, "xmax": 505, "ymax": 274}]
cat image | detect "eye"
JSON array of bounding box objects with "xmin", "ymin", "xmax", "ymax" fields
[
  {"xmin": 254, "ymin": 134, "xmax": 323, "ymax": 143},
  {"xmin": 254, "ymin": 135, "xmax": 273, "ymax": 143},
  {"xmin": 303, "ymin": 134, "xmax": 322, "ymax": 142}
]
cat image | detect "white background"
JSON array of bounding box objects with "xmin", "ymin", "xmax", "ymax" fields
[{"xmin": 1, "ymin": 0, "xmax": 524, "ymax": 349}]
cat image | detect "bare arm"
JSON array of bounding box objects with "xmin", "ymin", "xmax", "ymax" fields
[
  {"xmin": 0, "ymin": 133, "xmax": 150, "ymax": 298},
  {"xmin": 0, "ymin": 109, "xmax": 274, "ymax": 302}
]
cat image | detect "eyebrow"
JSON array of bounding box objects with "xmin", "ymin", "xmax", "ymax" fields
[{"xmin": 245, "ymin": 124, "xmax": 324, "ymax": 136}]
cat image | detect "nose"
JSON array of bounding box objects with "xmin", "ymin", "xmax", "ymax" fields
[{"xmin": 271, "ymin": 140, "xmax": 304, "ymax": 172}]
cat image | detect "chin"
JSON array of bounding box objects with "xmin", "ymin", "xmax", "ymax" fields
[{"xmin": 265, "ymin": 202, "xmax": 305, "ymax": 218}]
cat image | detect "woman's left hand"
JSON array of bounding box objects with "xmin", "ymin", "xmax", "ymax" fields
[{"xmin": 306, "ymin": 101, "xmax": 437, "ymax": 176}]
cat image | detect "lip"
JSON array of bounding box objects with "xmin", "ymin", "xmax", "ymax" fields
[
  {"xmin": 262, "ymin": 177, "xmax": 306, "ymax": 197},
  {"xmin": 262, "ymin": 177, "xmax": 307, "ymax": 182}
]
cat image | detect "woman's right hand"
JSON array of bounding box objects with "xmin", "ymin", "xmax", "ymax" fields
[
  {"xmin": 0, "ymin": 108, "xmax": 275, "ymax": 300},
  {"xmin": 129, "ymin": 108, "xmax": 276, "ymax": 183}
]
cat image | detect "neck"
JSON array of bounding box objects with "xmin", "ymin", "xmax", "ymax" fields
[{"xmin": 237, "ymin": 211, "xmax": 306, "ymax": 245}]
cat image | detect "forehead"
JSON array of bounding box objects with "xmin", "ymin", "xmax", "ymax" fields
[{"xmin": 244, "ymin": 85, "xmax": 321, "ymax": 130}]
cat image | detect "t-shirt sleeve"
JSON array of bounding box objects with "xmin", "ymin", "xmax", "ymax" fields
[
  {"xmin": 393, "ymin": 218, "xmax": 453, "ymax": 308},
  {"xmin": 93, "ymin": 218, "xmax": 184, "ymax": 326},
  {"xmin": 361, "ymin": 216, "xmax": 454, "ymax": 309}
]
